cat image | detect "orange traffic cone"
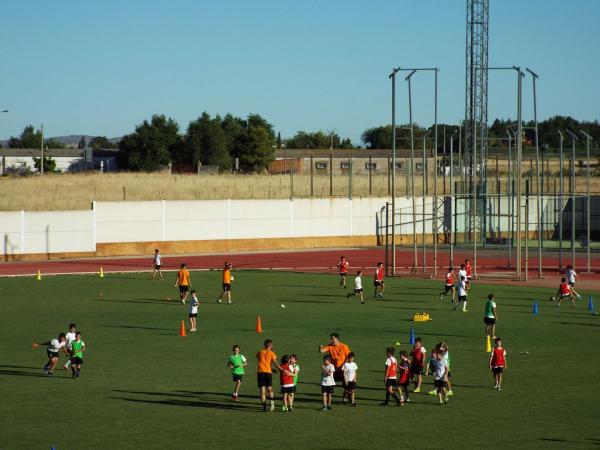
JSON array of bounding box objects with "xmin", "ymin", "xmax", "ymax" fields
[
  {"xmin": 179, "ymin": 320, "xmax": 187, "ymax": 337},
  {"xmin": 256, "ymin": 316, "xmax": 263, "ymax": 333}
]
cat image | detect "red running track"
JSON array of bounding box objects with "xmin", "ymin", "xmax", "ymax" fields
[{"xmin": 1, "ymin": 247, "xmax": 598, "ymax": 278}]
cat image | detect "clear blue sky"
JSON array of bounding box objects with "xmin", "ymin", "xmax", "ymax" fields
[{"xmin": 1, "ymin": 0, "xmax": 598, "ymax": 143}]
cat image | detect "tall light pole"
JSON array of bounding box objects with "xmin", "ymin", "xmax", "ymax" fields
[
  {"xmin": 433, "ymin": 69, "xmax": 439, "ymax": 277},
  {"xmin": 389, "ymin": 68, "xmax": 400, "ymax": 276},
  {"xmin": 565, "ymin": 129, "xmax": 578, "ymax": 269},
  {"xmin": 581, "ymin": 130, "xmax": 593, "ymax": 273},
  {"xmin": 506, "ymin": 129, "xmax": 513, "ymax": 269},
  {"xmin": 526, "ymin": 68, "xmax": 543, "ymax": 278},
  {"xmin": 515, "ymin": 67, "xmax": 524, "ymax": 280},
  {"xmin": 450, "ymin": 130, "xmax": 456, "ymax": 268},
  {"xmin": 558, "ymin": 130, "xmax": 564, "ymax": 270},
  {"xmin": 406, "ymin": 69, "xmax": 418, "ymax": 273}
]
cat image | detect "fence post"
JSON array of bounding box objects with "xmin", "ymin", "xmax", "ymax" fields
[
  {"xmin": 369, "ymin": 155, "xmax": 372, "ymax": 196},
  {"xmin": 310, "ymin": 153, "xmax": 314, "ymax": 197}
]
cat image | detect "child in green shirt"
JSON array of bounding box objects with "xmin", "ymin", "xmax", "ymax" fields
[
  {"xmin": 69, "ymin": 332, "xmax": 85, "ymax": 380},
  {"xmin": 227, "ymin": 345, "xmax": 248, "ymax": 402}
]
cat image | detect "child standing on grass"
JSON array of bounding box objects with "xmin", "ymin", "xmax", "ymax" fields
[
  {"xmin": 346, "ymin": 271, "xmax": 364, "ymax": 304},
  {"xmin": 382, "ymin": 347, "xmax": 403, "ymax": 406},
  {"xmin": 431, "ymin": 350, "xmax": 449, "ymax": 404},
  {"xmin": 69, "ymin": 331, "xmax": 85, "ymax": 380},
  {"xmin": 373, "ymin": 263, "xmax": 385, "ymax": 298},
  {"xmin": 189, "ymin": 290, "xmax": 199, "ymax": 332},
  {"xmin": 279, "ymin": 355, "xmax": 297, "ymax": 412},
  {"xmin": 37, "ymin": 332, "xmax": 67, "ymax": 375},
  {"xmin": 557, "ymin": 277, "xmax": 575, "ymax": 308},
  {"xmin": 342, "ymin": 352, "xmax": 358, "ymax": 406},
  {"xmin": 337, "ymin": 256, "xmax": 349, "ymax": 288},
  {"xmin": 228, "ymin": 345, "xmax": 247, "ymax": 402},
  {"xmin": 290, "ymin": 354, "xmax": 300, "ymax": 387},
  {"xmin": 63, "ymin": 323, "xmax": 77, "ymax": 370},
  {"xmin": 438, "ymin": 342, "xmax": 453, "ymax": 396},
  {"xmin": 410, "ymin": 337, "xmax": 426, "ymax": 393},
  {"xmin": 398, "ymin": 351, "xmax": 411, "ymax": 403},
  {"xmin": 426, "ymin": 348, "xmax": 439, "ymax": 396},
  {"xmin": 151, "ymin": 249, "xmax": 163, "ymax": 279},
  {"xmin": 321, "ymin": 355, "xmax": 335, "ymax": 411},
  {"xmin": 489, "ymin": 337, "xmax": 507, "ymax": 390}
]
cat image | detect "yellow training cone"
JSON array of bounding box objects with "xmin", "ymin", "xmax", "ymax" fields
[
  {"xmin": 485, "ymin": 335, "xmax": 492, "ymax": 353},
  {"xmin": 99, "ymin": 267, "xmax": 104, "ymax": 278},
  {"xmin": 36, "ymin": 270, "xmax": 41, "ymax": 281}
]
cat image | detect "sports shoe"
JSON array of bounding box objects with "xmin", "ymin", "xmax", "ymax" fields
[
  {"xmin": 577, "ymin": 294, "xmax": 582, "ymax": 300},
  {"xmin": 327, "ymin": 405, "xmax": 332, "ymax": 410},
  {"xmin": 444, "ymin": 398, "xmax": 448, "ymax": 404},
  {"xmin": 497, "ymin": 386, "xmax": 502, "ymax": 391},
  {"xmin": 282, "ymin": 406, "xmax": 288, "ymax": 412},
  {"xmin": 462, "ymin": 309, "xmax": 468, "ymax": 312},
  {"xmin": 321, "ymin": 406, "xmax": 328, "ymax": 411},
  {"xmin": 447, "ymin": 390, "xmax": 454, "ymax": 396},
  {"xmin": 217, "ymin": 299, "xmax": 222, "ymax": 304},
  {"xmin": 439, "ymin": 399, "xmax": 443, "ymax": 404},
  {"xmin": 181, "ymin": 299, "xmax": 185, "ymax": 304},
  {"xmin": 439, "ymin": 294, "xmax": 443, "ymax": 301},
  {"xmin": 413, "ymin": 388, "xmax": 421, "ymax": 393},
  {"xmin": 227, "ymin": 301, "xmax": 232, "ymax": 305},
  {"xmin": 351, "ymin": 403, "xmax": 356, "ymax": 407},
  {"xmin": 288, "ymin": 406, "xmax": 293, "ymax": 412},
  {"xmin": 361, "ymin": 300, "xmax": 365, "ymax": 304},
  {"xmin": 270, "ymin": 400, "xmax": 275, "ymax": 411},
  {"xmin": 428, "ymin": 389, "xmax": 437, "ymax": 396}
]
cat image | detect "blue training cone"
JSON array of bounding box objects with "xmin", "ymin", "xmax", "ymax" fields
[
  {"xmin": 532, "ymin": 300, "xmax": 539, "ymax": 315},
  {"xmin": 409, "ymin": 326, "xmax": 415, "ymax": 345},
  {"xmin": 588, "ymin": 296, "xmax": 594, "ymax": 312}
]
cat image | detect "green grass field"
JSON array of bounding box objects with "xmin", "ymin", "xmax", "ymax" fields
[{"xmin": 1, "ymin": 271, "xmax": 599, "ymax": 450}]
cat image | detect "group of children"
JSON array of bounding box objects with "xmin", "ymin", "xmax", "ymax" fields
[
  {"xmin": 439, "ymin": 259, "xmax": 473, "ymax": 312},
  {"xmin": 35, "ymin": 323, "xmax": 86, "ymax": 380},
  {"xmin": 338, "ymin": 257, "xmax": 385, "ymax": 304},
  {"xmin": 555, "ymin": 265, "xmax": 583, "ymax": 307}
]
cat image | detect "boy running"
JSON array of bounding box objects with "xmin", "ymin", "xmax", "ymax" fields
[
  {"xmin": 374, "ymin": 262, "xmax": 385, "ymax": 298},
  {"xmin": 189, "ymin": 290, "xmax": 199, "ymax": 332},
  {"xmin": 566, "ymin": 265, "xmax": 582, "ymax": 300},
  {"xmin": 484, "ymin": 294, "xmax": 497, "ymax": 337},
  {"xmin": 279, "ymin": 355, "xmax": 297, "ymax": 412},
  {"xmin": 69, "ymin": 331, "xmax": 85, "ymax": 380},
  {"xmin": 174, "ymin": 263, "xmax": 191, "ymax": 304},
  {"xmin": 489, "ymin": 337, "xmax": 507, "ymax": 390},
  {"xmin": 382, "ymin": 347, "xmax": 403, "ymax": 406},
  {"xmin": 321, "ymin": 355, "xmax": 335, "ymax": 411},
  {"xmin": 256, "ymin": 339, "xmax": 282, "ymax": 412},
  {"xmin": 346, "ymin": 271, "xmax": 364, "ymax": 304},
  {"xmin": 454, "ymin": 276, "xmax": 468, "ymax": 312},
  {"xmin": 557, "ymin": 277, "xmax": 575, "ymax": 307},
  {"xmin": 228, "ymin": 345, "xmax": 247, "ymax": 402},
  {"xmin": 151, "ymin": 249, "xmax": 163, "ymax": 279},
  {"xmin": 337, "ymin": 256, "xmax": 349, "ymax": 288},
  {"xmin": 342, "ymin": 352, "xmax": 358, "ymax": 406},
  {"xmin": 410, "ymin": 337, "xmax": 426, "ymax": 392},
  {"xmin": 217, "ymin": 262, "xmax": 234, "ymax": 304},
  {"xmin": 439, "ymin": 267, "xmax": 455, "ymax": 302},
  {"xmin": 36, "ymin": 333, "xmax": 68, "ymax": 375},
  {"xmin": 63, "ymin": 323, "xmax": 77, "ymax": 370}
]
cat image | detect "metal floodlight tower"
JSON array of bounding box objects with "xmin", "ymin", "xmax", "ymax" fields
[{"xmin": 465, "ymin": 0, "xmax": 489, "ymax": 246}]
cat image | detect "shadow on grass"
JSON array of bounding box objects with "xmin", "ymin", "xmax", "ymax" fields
[
  {"xmin": 552, "ymin": 321, "xmax": 600, "ymax": 327},
  {"xmin": 0, "ymin": 368, "xmax": 67, "ymax": 379},
  {"xmin": 290, "ymin": 299, "xmax": 337, "ymax": 304},
  {"xmin": 101, "ymin": 324, "xmax": 174, "ymax": 331},
  {"xmin": 95, "ymin": 298, "xmax": 178, "ymax": 306}
]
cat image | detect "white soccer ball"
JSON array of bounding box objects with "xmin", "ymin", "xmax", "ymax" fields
[{"xmin": 281, "ymin": 304, "xmax": 286, "ymax": 308}]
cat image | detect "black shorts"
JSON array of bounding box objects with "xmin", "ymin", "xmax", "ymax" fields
[
  {"xmin": 70, "ymin": 357, "xmax": 83, "ymax": 365},
  {"xmin": 484, "ymin": 317, "xmax": 496, "ymax": 325},
  {"xmin": 354, "ymin": 288, "xmax": 363, "ymax": 293},
  {"xmin": 561, "ymin": 294, "xmax": 572, "ymax": 299},
  {"xmin": 222, "ymin": 283, "xmax": 231, "ymax": 292},
  {"xmin": 179, "ymin": 285, "xmax": 189, "ymax": 294},
  {"xmin": 444, "ymin": 285, "xmax": 453, "ymax": 293},
  {"xmin": 374, "ymin": 280, "xmax": 384, "ymax": 287},
  {"xmin": 458, "ymin": 295, "xmax": 467, "ymax": 302},
  {"xmin": 333, "ymin": 368, "xmax": 345, "ymax": 383},
  {"xmin": 189, "ymin": 313, "xmax": 198, "ymax": 318},
  {"xmin": 340, "ymin": 272, "xmax": 347, "ymax": 277},
  {"xmin": 386, "ymin": 378, "xmax": 398, "ymax": 388},
  {"xmin": 345, "ymin": 381, "xmax": 356, "ymax": 391},
  {"xmin": 154, "ymin": 265, "xmax": 161, "ymax": 270},
  {"xmin": 434, "ymin": 379, "xmax": 445, "ymax": 388},
  {"xmin": 257, "ymin": 372, "xmax": 273, "ymax": 388},
  {"xmin": 280, "ymin": 386, "xmax": 296, "ymax": 394},
  {"xmin": 492, "ymin": 367, "xmax": 504, "ymax": 374},
  {"xmin": 47, "ymin": 350, "xmax": 59, "ymax": 360},
  {"xmin": 321, "ymin": 385, "xmax": 334, "ymax": 394},
  {"xmin": 410, "ymin": 365, "xmax": 424, "ymax": 375},
  {"xmin": 232, "ymin": 374, "xmax": 243, "ymax": 382},
  {"xmin": 568, "ymin": 281, "xmax": 575, "ymax": 287},
  {"xmin": 399, "ymin": 381, "xmax": 410, "ymax": 388}
]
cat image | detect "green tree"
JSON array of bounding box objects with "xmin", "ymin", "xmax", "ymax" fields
[
  {"xmin": 231, "ymin": 114, "xmax": 276, "ymax": 172},
  {"xmin": 32, "ymin": 155, "xmax": 57, "ymax": 173},
  {"xmin": 90, "ymin": 136, "xmax": 116, "ymax": 150},
  {"xmin": 78, "ymin": 136, "xmax": 87, "ymax": 149},
  {"xmin": 362, "ymin": 124, "xmax": 426, "ymax": 149},
  {"xmin": 119, "ymin": 115, "xmax": 181, "ymax": 171},
  {"xmin": 182, "ymin": 112, "xmax": 231, "ymax": 169}
]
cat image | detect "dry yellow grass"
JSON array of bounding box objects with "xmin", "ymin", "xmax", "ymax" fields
[{"xmin": 0, "ymin": 172, "xmax": 598, "ymax": 211}]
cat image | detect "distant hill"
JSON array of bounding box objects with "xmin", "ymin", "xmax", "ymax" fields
[{"xmin": 0, "ymin": 135, "xmax": 121, "ymax": 148}]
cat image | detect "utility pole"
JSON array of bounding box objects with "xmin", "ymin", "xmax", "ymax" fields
[{"xmin": 40, "ymin": 124, "xmax": 44, "ymax": 175}]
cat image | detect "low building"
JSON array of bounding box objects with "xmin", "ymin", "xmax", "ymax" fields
[{"xmin": 0, "ymin": 148, "xmax": 118, "ymax": 174}]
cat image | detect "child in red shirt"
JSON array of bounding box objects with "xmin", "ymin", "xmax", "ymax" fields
[{"xmin": 489, "ymin": 337, "xmax": 507, "ymax": 390}]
